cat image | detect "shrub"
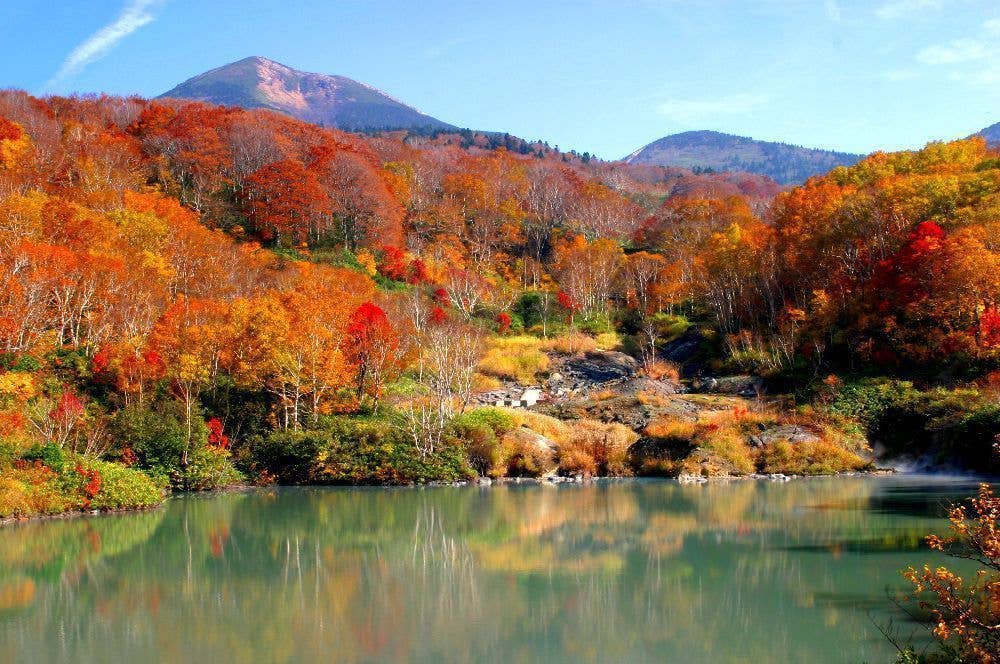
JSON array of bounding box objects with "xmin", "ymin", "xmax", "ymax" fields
[
  {"xmin": 110, "ymin": 403, "xmax": 191, "ymax": 475},
  {"xmin": 560, "ymin": 420, "xmax": 637, "ymax": 477},
  {"xmin": 0, "ymin": 463, "xmax": 69, "ymax": 518},
  {"xmin": 20, "ymin": 442, "xmax": 66, "ymax": 472},
  {"xmin": 830, "ymin": 379, "xmax": 1000, "ymax": 473},
  {"xmin": 644, "ymin": 360, "xmax": 681, "ymax": 381},
  {"xmin": 758, "ymin": 439, "xmax": 867, "ymax": 475},
  {"xmin": 249, "ymin": 430, "xmax": 328, "ymax": 484},
  {"xmin": 303, "ymin": 416, "xmax": 474, "ymax": 484},
  {"xmin": 76, "ymin": 458, "xmax": 165, "ymax": 510},
  {"xmin": 448, "ymin": 408, "xmax": 518, "ymax": 476},
  {"xmin": 594, "ymin": 331, "xmax": 622, "ymax": 350},
  {"xmin": 181, "ymin": 447, "xmax": 243, "ymax": 491}
]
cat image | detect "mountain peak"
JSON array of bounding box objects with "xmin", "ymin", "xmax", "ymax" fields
[
  {"xmin": 158, "ymin": 57, "xmax": 454, "ymax": 132},
  {"xmin": 624, "ymin": 130, "xmax": 863, "ymax": 185}
]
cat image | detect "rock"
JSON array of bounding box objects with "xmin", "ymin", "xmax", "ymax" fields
[
  {"xmin": 547, "ymin": 372, "xmax": 564, "ymax": 384},
  {"xmin": 692, "ymin": 375, "xmax": 764, "ymax": 398},
  {"xmin": 564, "ymin": 350, "xmax": 639, "ymax": 383},
  {"xmin": 476, "ymin": 476, "xmax": 493, "ymax": 486},
  {"xmin": 677, "ymin": 473, "xmax": 707, "ymax": 484},
  {"xmin": 755, "ymin": 425, "xmax": 821, "ymax": 446},
  {"xmin": 661, "ymin": 331, "xmax": 704, "ymax": 364},
  {"xmin": 616, "ymin": 377, "xmax": 684, "ymax": 397},
  {"xmin": 501, "ymin": 427, "xmax": 559, "ymax": 477}
]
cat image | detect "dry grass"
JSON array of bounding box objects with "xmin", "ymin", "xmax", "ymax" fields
[
  {"xmin": 594, "ymin": 332, "xmax": 622, "ymax": 350},
  {"xmin": 478, "ymin": 336, "xmax": 550, "ymax": 384},
  {"xmin": 641, "ymin": 401, "xmax": 866, "ymax": 477},
  {"xmin": 558, "ymin": 420, "xmax": 638, "ymax": 477},
  {"xmin": 540, "ymin": 332, "xmax": 598, "ymax": 355},
  {"xmin": 644, "ymin": 418, "xmax": 697, "ymax": 440},
  {"xmin": 643, "ymin": 360, "xmax": 681, "ymax": 381},
  {"xmin": 508, "ymin": 410, "xmax": 572, "ymax": 445},
  {"xmin": 758, "ymin": 439, "xmax": 868, "ymax": 475},
  {"xmin": 472, "ymin": 372, "xmax": 502, "ymax": 392}
]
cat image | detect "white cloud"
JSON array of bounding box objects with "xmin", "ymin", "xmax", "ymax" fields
[
  {"xmin": 984, "ymin": 18, "xmax": 1000, "ymax": 34},
  {"xmin": 45, "ymin": 0, "xmax": 165, "ymax": 90},
  {"xmin": 657, "ymin": 93, "xmax": 770, "ymax": 125},
  {"xmin": 875, "ymin": 0, "xmax": 945, "ymax": 20},
  {"xmin": 917, "ymin": 38, "xmax": 989, "ymax": 64}
]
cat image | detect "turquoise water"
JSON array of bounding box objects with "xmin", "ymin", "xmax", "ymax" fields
[{"xmin": 0, "ymin": 476, "xmax": 986, "ymax": 663}]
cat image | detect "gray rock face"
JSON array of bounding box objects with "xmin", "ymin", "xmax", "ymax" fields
[
  {"xmin": 564, "ymin": 351, "xmax": 639, "ymax": 383},
  {"xmin": 748, "ymin": 425, "xmax": 821, "ymax": 449},
  {"xmin": 692, "ymin": 375, "xmax": 764, "ymax": 398},
  {"xmin": 660, "ymin": 331, "xmax": 704, "ymax": 365}
]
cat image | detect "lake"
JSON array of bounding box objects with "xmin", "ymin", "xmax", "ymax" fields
[{"xmin": 0, "ymin": 476, "xmax": 987, "ymax": 663}]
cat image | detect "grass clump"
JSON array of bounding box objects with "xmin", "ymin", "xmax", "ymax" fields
[
  {"xmin": 541, "ymin": 332, "xmax": 597, "ymax": 355},
  {"xmin": 478, "ymin": 336, "xmax": 549, "ymax": 384},
  {"xmin": 559, "ymin": 420, "xmax": 637, "ymax": 476}
]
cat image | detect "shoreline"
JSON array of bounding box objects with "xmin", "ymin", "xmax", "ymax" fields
[
  {"xmin": 12, "ymin": 467, "xmax": 996, "ymax": 528},
  {"xmin": 0, "ymin": 468, "xmax": 896, "ymax": 528}
]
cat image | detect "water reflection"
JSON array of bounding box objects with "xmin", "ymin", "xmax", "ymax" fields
[{"xmin": 0, "ymin": 477, "xmax": 986, "ymax": 663}]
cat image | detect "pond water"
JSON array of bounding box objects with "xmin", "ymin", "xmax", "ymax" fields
[{"xmin": 0, "ymin": 476, "xmax": 988, "ymax": 663}]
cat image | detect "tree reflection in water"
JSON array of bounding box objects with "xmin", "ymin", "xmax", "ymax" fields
[{"xmin": 0, "ymin": 477, "xmax": 984, "ymax": 663}]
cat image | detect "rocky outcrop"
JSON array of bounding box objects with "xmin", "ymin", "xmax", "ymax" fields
[
  {"xmin": 501, "ymin": 428, "xmax": 559, "ymax": 477},
  {"xmin": 748, "ymin": 425, "xmax": 821, "ymax": 449},
  {"xmin": 691, "ymin": 375, "xmax": 765, "ymax": 398},
  {"xmin": 562, "ymin": 351, "xmax": 638, "ymax": 383}
]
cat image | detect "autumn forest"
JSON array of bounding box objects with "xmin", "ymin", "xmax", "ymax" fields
[{"xmin": 0, "ymin": 88, "xmax": 998, "ymax": 524}]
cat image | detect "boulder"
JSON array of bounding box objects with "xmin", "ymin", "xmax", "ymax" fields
[
  {"xmin": 751, "ymin": 424, "xmax": 821, "ymax": 448},
  {"xmin": 501, "ymin": 427, "xmax": 559, "ymax": 477},
  {"xmin": 564, "ymin": 351, "xmax": 639, "ymax": 383},
  {"xmin": 692, "ymin": 375, "xmax": 764, "ymax": 397}
]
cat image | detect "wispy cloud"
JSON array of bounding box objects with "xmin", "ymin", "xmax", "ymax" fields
[
  {"xmin": 875, "ymin": 0, "xmax": 945, "ymax": 20},
  {"xmin": 45, "ymin": 0, "xmax": 165, "ymax": 91},
  {"xmin": 657, "ymin": 93, "xmax": 770, "ymax": 125},
  {"xmin": 824, "ymin": 0, "xmax": 843, "ymax": 22},
  {"xmin": 917, "ymin": 38, "xmax": 989, "ymax": 64},
  {"xmin": 423, "ymin": 36, "xmax": 474, "ymax": 60}
]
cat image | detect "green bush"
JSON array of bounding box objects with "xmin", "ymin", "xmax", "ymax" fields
[
  {"xmin": 110, "ymin": 402, "xmax": 193, "ymax": 474},
  {"xmin": 80, "ymin": 459, "xmax": 165, "ymax": 510},
  {"xmin": 0, "ymin": 440, "xmax": 16, "ymax": 469},
  {"xmin": 251, "ymin": 417, "xmax": 475, "ymax": 485},
  {"xmin": 181, "ymin": 447, "xmax": 243, "ymax": 491},
  {"xmin": 313, "ymin": 416, "xmax": 473, "ymax": 484},
  {"xmin": 829, "ymin": 378, "xmax": 1000, "ymax": 473},
  {"xmin": 20, "ymin": 442, "xmax": 66, "ymax": 472},
  {"xmin": 448, "ymin": 408, "xmax": 519, "ymax": 476},
  {"xmin": 249, "ymin": 430, "xmax": 328, "ymax": 484}
]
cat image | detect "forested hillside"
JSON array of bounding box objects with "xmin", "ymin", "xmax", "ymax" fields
[
  {"xmin": 0, "ymin": 92, "xmax": 998, "ymax": 519},
  {"xmin": 625, "ymin": 130, "xmax": 863, "ymax": 184}
]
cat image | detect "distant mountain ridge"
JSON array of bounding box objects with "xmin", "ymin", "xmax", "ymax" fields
[
  {"xmin": 975, "ymin": 122, "xmax": 1000, "ymax": 144},
  {"xmin": 158, "ymin": 56, "xmax": 455, "ymax": 132},
  {"xmin": 624, "ymin": 130, "xmax": 863, "ymax": 185}
]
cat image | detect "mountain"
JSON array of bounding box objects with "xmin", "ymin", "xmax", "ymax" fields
[
  {"xmin": 158, "ymin": 56, "xmax": 455, "ymax": 132},
  {"xmin": 976, "ymin": 122, "xmax": 1000, "ymax": 144},
  {"xmin": 624, "ymin": 130, "xmax": 863, "ymax": 185}
]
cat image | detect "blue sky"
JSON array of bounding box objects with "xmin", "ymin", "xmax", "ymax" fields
[{"xmin": 1, "ymin": 0, "xmax": 998, "ymax": 158}]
